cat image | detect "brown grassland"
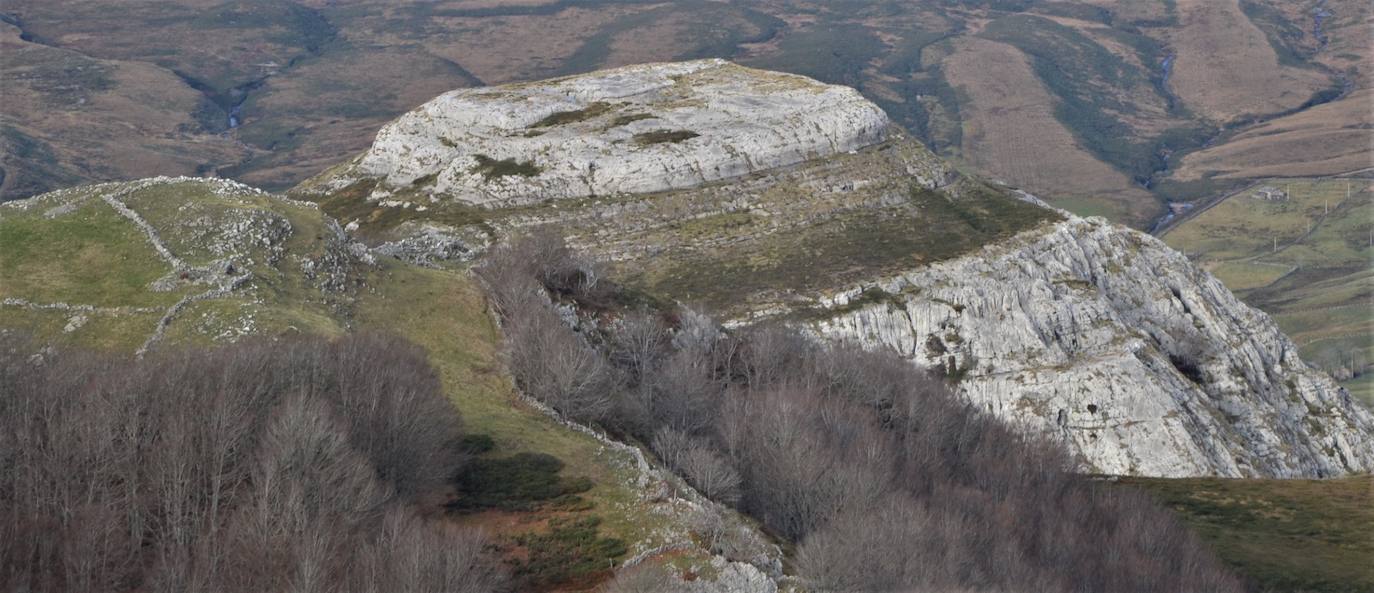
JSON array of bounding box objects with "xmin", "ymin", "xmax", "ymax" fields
[
  {"xmin": 1164, "ymin": 0, "xmax": 1331, "ymax": 124},
  {"xmin": 0, "ymin": 22, "xmax": 245, "ymax": 198},
  {"xmin": 1170, "ymin": 90, "xmax": 1374, "ymax": 182},
  {"xmin": 1, "ymin": 0, "xmax": 1369, "ymax": 232},
  {"xmin": 942, "ymin": 36, "xmax": 1161, "ymax": 225}
]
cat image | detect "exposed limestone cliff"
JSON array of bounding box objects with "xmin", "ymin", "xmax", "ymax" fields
[
  {"xmin": 332, "ymin": 59, "xmax": 890, "ymax": 207},
  {"xmin": 298, "ymin": 60, "xmax": 1372, "ymax": 479},
  {"xmin": 807, "ymin": 217, "xmax": 1374, "ymax": 478}
]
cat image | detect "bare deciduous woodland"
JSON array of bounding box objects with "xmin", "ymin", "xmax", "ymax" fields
[
  {"xmin": 0, "ymin": 333, "xmax": 505, "ymax": 592},
  {"xmin": 478, "ymin": 232, "xmax": 1246, "ymax": 593}
]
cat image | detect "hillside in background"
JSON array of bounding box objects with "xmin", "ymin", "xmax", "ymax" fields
[
  {"xmin": 1163, "ymin": 178, "xmax": 1374, "ymax": 405},
  {"xmin": 2, "ymin": 0, "xmax": 1370, "ymax": 229},
  {"xmin": 4, "ymin": 174, "xmax": 1369, "ymax": 592}
]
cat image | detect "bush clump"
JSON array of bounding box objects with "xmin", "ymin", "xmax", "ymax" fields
[
  {"xmin": 511, "ymin": 517, "xmax": 627, "ymax": 587},
  {"xmin": 530, "ymin": 101, "xmax": 614, "ymax": 128},
  {"xmin": 472, "ymin": 153, "xmax": 542, "ymax": 180},
  {"xmin": 633, "ymin": 129, "xmax": 700, "ymax": 146}
]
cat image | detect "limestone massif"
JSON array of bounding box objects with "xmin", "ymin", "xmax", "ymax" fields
[
  {"xmin": 298, "ymin": 60, "xmax": 1374, "ymax": 479},
  {"xmin": 11, "ymin": 60, "xmax": 1365, "ymax": 480}
]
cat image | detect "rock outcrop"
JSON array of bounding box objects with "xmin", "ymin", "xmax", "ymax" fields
[
  {"xmin": 337, "ymin": 59, "xmax": 890, "ymax": 207},
  {"xmin": 300, "ymin": 60, "xmax": 1372, "ymax": 478},
  {"xmin": 808, "ymin": 217, "xmax": 1374, "ymax": 477}
]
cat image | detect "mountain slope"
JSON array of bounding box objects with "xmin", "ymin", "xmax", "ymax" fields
[
  {"xmin": 1162, "ymin": 178, "xmax": 1374, "ymax": 406},
  {"xmin": 0, "ymin": 177, "xmax": 785, "ymax": 592},
  {"xmin": 0, "ymin": 22, "xmax": 245, "ymax": 200},
  {"xmin": 6, "ymin": 0, "xmax": 1367, "ymax": 233},
  {"xmin": 297, "ymin": 60, "xmax": 1373, "ymax": 478},
  {"xmin": 810, "ymin": 216, "xmax": 1372, "ymax": 477}
]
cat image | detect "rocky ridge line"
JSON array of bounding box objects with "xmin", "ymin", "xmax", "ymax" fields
[{"xmin": 807, "ymin": 216, "xmax": 1374, "ymax": 477}]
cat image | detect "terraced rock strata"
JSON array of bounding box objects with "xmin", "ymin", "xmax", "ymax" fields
[
  {"xmin": 328, "ymin": 59, "xmax": 891, "ymax": 207},
  {"xmin": 299, "ymin": 60, "xmax": 1372, "ymax": 479},
  {"xmin": 806, "ymin": 216, "xmax": 1374, "ymax": 478}
]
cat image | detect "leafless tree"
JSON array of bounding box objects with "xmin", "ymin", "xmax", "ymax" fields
[
  {"xmin": 735, "ymin": 325, "xmax": 812, "ymax": 391},
  {"xmin": 478, "ymin": 227, "xmax": 610, "ymax": 309},
  {"xmin": 610, "ymin": 309, "xmax": 670, "ymax": 384},
  {"xmin": 505, "ymin": 302, "xmax": 618, "ymax": 422},
  {"xmin": 651, "ymin": 428, "xmax": 740, "ymax": 504},
  {"xmin": 645, "ymin": 348, "xmax": 722, "ymax": 434},
  {"xmin": 650, "ymin": 426, "xmax": 693, "ymax": 471},
  {"xmin": 355, "ymin": 507, "xmax": 503, "ymax": 593},
  {"xmin": 0, "ymin": 334, "xmax": 504, "ymax": 593},
  {"xmin": 325, "ymin": 332, "xmax": 466, "ymax": 498},
  {"xmin": 677, "ymin": 444, "xmax": 741, "ymax": 505}
]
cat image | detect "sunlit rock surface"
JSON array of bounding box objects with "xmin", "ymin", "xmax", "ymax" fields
[
  {"xmin": 345, "ymin": 59, "xmax": 890, "ymax": 206},
  {"xmin": 809, "ymin": 217, "xmax": 1374, "ymax": 478}
]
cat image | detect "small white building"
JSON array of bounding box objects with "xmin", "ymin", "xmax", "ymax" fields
[{"xmin": 1251, "ymin": 185, "xmax": 1288, "ymax": 201}]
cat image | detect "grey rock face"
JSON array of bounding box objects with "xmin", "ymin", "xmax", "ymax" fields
[
  {"xmin": 345, "ymin": 59, "xmax": 890, "ymax": 207},
  {"xmin": 809, "ymin": 217, "xmax": 1374, "ymax": 477},
  {"xmin": 309, "ymin": 59, "xmax": 1371, "ymax": 478},
  {"xmin": 371, "ymin": 222, "xmax": 487, "ymax": 267},
  {"xmin": 690, "ymin": 560, "xmax": 777, "ymax": 593}
]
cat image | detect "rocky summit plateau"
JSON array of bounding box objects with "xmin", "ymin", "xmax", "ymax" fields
[
  {"xmin": 332, "ymin": 59, "xmax": 890, "ymax": 207},
  {"xmin": 300, "ymin": 60, "xmax": 1374, "ymax": 480}
]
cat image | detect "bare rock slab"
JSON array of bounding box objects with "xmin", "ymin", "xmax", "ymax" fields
[{"xmin": 351, "ymin": 59, "xmax": 890, "ymax": 206}]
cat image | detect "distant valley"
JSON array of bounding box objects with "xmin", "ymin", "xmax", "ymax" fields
[
  {"xmin": 2, "ymin": 0, "xmax": 1370, "ymax": 230},
  {"xmin": 3, "ymin": 36, "xmax": 1372, "ymax": 590}
]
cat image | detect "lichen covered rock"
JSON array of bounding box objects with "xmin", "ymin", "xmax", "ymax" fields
[{"xmin": 344, "ymin": 59, "xmax": 890, "ymax": 207}]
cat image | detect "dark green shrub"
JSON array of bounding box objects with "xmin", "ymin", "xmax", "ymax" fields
[
  {"xmin": 450, "ymin": 452, "xmax": 592, "ymax": 512},
  {"xmin": 471, "ymin": 154, "xmax": 541, "ymax": 180},
  {"xmin": 511, "ymin": 517, "xmax": 627, "ymax": 587}
]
